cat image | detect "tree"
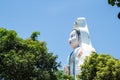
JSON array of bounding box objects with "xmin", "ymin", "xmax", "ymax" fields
[
  {"xmin": 108, "ymin": 0, "xmax": 120, "ymax": 19},
  {"xmin": 108, "ymin": 0, "xmax": 120, "ymax": 7},
  {"xmin": 56, "ymin": 70, "xmax": 73, "ymax": 80},
  {"xmin": 78, "ymin": 52, "xmax": 120, "ymax": 80},
  {"xmin": 0, "ymin": 28, "xmax": 60, "ymax": 80},
  {"xmin": 30, "ymin": 31, "xmax": 40, "ymax": 41}
]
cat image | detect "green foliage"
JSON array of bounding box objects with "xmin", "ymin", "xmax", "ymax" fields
[
  {"xmin": 108, "ymin": 0, "xmax": 120, "ymax": 7},
  {"xmin": 0, "ymin": 28, "xmax": 60, "ymax": 80},
  {"xmin": 56, "ymin": 70, "xmax": 73, "ymax": 80},
  {"xmin": 108, "ymin": 0, "xmax": 120, "ymax": 19},
  {"xmin": 78, "ymin": 52, "xmax": 120, "ymax": 80},
  {"xmin": 30, "ymin": 31, "xmax": 40, "ymax": 41}
]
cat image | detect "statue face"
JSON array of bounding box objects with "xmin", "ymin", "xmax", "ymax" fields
[{"xmin": 69, "ymin": 30, "xmax": 79, "ymax": 49}]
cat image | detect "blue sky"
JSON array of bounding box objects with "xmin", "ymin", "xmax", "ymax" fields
[{"xmin": 0, "ymin": 0, "xmax": 120, "ymax": 67}]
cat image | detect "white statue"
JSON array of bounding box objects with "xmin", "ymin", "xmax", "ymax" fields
[{"xmin": 68, "ymin": 17, "xmax": 95, "ymax": 80}]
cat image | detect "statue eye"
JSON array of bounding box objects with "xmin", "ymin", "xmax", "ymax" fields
[
  {"xmin": 71, "ymin": 35, "xmax": 73, "ymax": 38},
  {"xmin": 71, "ymin": 34, "xmax": 75, "ymax": 38}
]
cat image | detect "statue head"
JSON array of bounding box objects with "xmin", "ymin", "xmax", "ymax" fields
[
  {"xmin": 69, "ymin": 29, "xmax": 80, "ymax": 49},
  {"xmin": 69, "ymin": 17, "xmax": 92, "ymax": 49}
]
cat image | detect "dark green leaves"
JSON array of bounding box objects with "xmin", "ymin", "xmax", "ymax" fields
[
  {"xmin": 108, "ymin": 0, "xmax": 120, "ymax": 19},
  {"xmin": 30, "ymin": 31, "xmax": 40, "ymax": 41},
  {"xmin": 108, "ymin": 0, "xmax": 120, "ymax": 7},
  {"xmin": 0, "ymin": 28, "xmax": 60, "ymax": 80},
  {"xmin": 108, "ymin": 0, "xmax": 116, "ymax": 6}
]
